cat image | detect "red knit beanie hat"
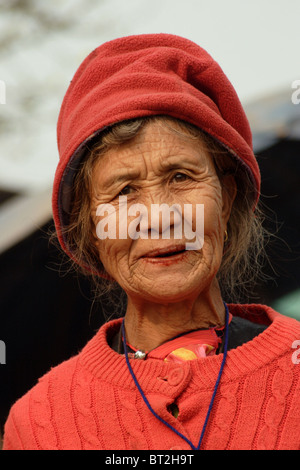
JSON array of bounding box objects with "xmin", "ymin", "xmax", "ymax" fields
[{"xmin": 53, "ymin": 33, "xmax": 260, "ymax": 264}]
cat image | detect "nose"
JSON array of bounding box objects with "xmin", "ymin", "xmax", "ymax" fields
[
  {"xmin": 135, "ymin": 198, "xmax": 205, "ymax": 250},
  {"xmin": 146, "ymin": 203, "xmax": 183, "ymax": 240},
  {"xmin": 124, "ymin": 193, "xmax": 184, "ymax": 241},
  {"xmin": 118, "ymin": 194, "xmax": 204, "ymax": 250}
]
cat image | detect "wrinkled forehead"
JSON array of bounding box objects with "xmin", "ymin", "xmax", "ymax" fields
[{"xmin": 91, "ymin": 119, "xmax": 215, "ymax": 181}]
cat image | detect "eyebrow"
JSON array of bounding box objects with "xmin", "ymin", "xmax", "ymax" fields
[
  {"xmin": 160, "ymin": 155, "xmax": 202, "ymax": 170},
  {"xmin": 100, "ymin": 154, "xmax": 202, "ymax": 188},
  {"xmin": 101, "ymin": 169, "xmax": 140, "ymax": 189}
]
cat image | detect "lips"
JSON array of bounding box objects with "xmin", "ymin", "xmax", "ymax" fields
[{"xmin": 142, "ymin": 245, "xmax": 187, "ymax": 259}]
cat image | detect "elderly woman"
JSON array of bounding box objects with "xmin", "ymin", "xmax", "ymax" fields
[{"xmin": 3, "ymin": 34, "xmax": 300, "ymax": 451}]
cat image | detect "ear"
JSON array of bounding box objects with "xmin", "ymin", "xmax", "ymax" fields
[{"xmin": 221, "ymin": 174, "xmax": 237, "ymax": 225}]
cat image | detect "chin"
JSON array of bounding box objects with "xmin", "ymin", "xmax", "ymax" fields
[{"xmin": 133, "ymin": 273, "xmax": 211, "ymax": 303}]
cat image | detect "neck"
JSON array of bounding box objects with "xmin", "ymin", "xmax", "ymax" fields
[{"xmin": 124, "ymin": 281, "xmax": 225, "ymax": 352}]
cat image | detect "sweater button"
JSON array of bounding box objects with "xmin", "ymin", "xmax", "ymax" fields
[{"xmin": 167, "ymin": 367, "xmax": 185, "ymax": 386}]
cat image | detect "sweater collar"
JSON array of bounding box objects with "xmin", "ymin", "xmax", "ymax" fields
[{"xmin": 79, "ymin": 304, "xmax": 299, "ymax": 391}]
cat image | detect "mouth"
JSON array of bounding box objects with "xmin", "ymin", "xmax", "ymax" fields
[{"xmin": 142, "ymin": 245, "xmax": 188, "ymax": 263}]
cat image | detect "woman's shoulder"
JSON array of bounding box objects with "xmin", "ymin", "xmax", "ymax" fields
[
  {"xmin": 3, "ymin": 352, "xmax": 84, "ymax": 450},
  {"xmin": 229, "ymin": 302, "xmax": 300, "ymax": 328},
  {"xmin": 228, "ymin": 302, "xmax": 300, "ymax": 365},
  {"xmin": 25, "ymin": 352, "xmax": 80, "ymax": 397},
  {"xmin": 2, "ymin": 319, "xmax": 119, "ymax": 450}
]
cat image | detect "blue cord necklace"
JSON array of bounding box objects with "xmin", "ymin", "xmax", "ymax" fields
[{"xmin": 121, "ymin": 302, "xmax": 230, "ymax": 450}]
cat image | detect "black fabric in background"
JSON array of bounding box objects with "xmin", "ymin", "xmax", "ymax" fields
[{"xmin": 253, "ymin": 139, "xmax": 300, "ymax": 304}]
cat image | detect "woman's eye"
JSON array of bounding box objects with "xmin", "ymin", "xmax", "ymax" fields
[
  {"xmin": 118, "ymin": 185, "xmax": 133, "ymax": 196},
  {"xmin": 172, "ymin": 172, "xmax": 190, "ymax": 183}
]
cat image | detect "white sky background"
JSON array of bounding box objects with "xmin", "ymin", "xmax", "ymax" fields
[{"xmin": 0, "ymin": 0, "xmax": 300, "ymax": 193}]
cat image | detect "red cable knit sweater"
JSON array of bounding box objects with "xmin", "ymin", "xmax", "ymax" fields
[{"xmin": 3, "ymin": 304, "xmax": 300, "ymax": 450}]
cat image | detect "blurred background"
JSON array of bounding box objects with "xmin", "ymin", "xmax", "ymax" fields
[{"xmin": 0, "ymin": 0, "xmax": 300, "ymax": 439}]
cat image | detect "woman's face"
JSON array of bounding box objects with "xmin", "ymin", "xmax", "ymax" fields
[{"xmin": 90, "ymin": 120, "xmax": 236, "ymax": 303}]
